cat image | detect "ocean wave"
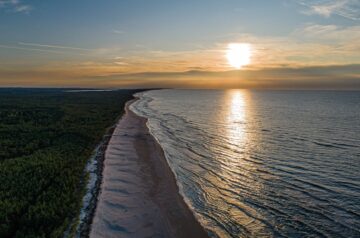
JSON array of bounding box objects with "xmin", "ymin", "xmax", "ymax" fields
[{"xmin": 130, "ymin": 89, "xmax": 360, "ymax": 238}]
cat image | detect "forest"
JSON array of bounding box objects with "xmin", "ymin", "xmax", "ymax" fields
[{"xmin": 0, "ymin": 88, "xmax": 140, "ymax": 238}]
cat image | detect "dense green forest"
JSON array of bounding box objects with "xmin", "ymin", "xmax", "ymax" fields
[{"xmin": 0, "ymin": 89, "xmax": 140, "ymax": 238}]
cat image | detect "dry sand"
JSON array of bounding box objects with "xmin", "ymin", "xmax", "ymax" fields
[{"xmin": 90, "ymin": 100, "xmax": 209, "ymax": 238}]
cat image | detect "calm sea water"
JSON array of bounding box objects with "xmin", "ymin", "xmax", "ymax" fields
[{"xmin": 130, "ymin": 89, "xmax": 360, "ymax": 238}]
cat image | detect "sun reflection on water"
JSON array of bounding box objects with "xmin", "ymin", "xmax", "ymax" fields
[
  {"xmin": 214, "ymin": 90, "xmax": 269, "ymax": 235},
  {"xmin": 226, "ymin": 90, "xmax": 247, "ymax": 148}
]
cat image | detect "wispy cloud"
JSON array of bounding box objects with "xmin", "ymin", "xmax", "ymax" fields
[
  {"xmin": 114, "ymin": 61, "xmax": 129, "ymax": 66},
  {"xmin": 18, "ymin": 42, "xmax": 93, "ymax": 51},
  {"xmin": 112, "ymin": 29, "xmax": 125, "ymax": 34},
  {"xmin": 292, "ymin": 24, "xmax": 360, "ymax": 41},
  {"xmin": 295, "ymin": 0, "xmax": 360, "ymax": 20},
  {"xmin": 0, "ymin": 0, "xmax": 32, "ymax": 13},
  {"xmin": 0, "ymin": 44, "xmax": 90, "ymax": 56},
  {"xmin": 1, "ymin": 42, "xmax": 126, "ymax": 60}
]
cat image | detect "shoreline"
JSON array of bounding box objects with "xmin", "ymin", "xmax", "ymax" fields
[
  {"xmin": 72, "ymin": 115, "xmax": 120, "ymax": 238},
  {"xmin": 89, "ymin": 99, "xmax": 209, "ymax": 237}
]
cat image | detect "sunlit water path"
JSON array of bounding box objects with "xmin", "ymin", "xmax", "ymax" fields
[{"xmin": 130, "ymin": 89, "xmax": 360, "ymax": 238}]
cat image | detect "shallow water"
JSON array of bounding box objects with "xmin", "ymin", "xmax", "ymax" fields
[{"xmin": 130, "ymin": 89, "xmax": 360, "ymax": 238}]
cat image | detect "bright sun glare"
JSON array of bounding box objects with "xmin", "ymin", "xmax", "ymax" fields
[{"xmin": 226, "ymin": 43, "xmax": 252, "ymax": 69}]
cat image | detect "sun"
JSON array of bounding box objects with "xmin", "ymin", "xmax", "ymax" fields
[{"xmin": 226, "ymin": 43, "xmax": 252, "ymax": 69}]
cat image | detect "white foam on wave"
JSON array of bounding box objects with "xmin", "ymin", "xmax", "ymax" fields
[{"xmin": 129, "ymin": 90, "xmax": 210, "ymax": 232}]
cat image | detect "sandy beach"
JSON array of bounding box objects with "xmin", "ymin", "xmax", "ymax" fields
[{"xmin": 89, "ymin": 99, "xmax": 209, "ymax": 238}]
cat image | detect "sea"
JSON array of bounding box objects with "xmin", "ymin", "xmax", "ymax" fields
[{"xmin": 130, "ymin": 89, "xmax": 360, "ymax": 238}]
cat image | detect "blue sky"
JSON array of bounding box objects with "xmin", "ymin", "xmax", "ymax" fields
[{"xmin": 0, "ymin": 0, "xmax": 359, "ymax": 88}]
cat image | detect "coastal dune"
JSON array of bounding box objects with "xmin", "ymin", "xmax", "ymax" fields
[{"xmin": 90, "ymin": 100, "xmax": 208, "ymax": 238}]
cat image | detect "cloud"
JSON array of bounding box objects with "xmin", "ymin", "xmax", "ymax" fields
[
  {"xmin": 0, "ymin": 0, "xmax": 32, "ymax": 13},
  {"xmin": 0, "ymin": 44, "xmax": 90, "ymax": 56},
  {"xmin": 114, "ymin": 61, "xmax": 129, "ymax": 66},
  {"xmin": 14, "ymin": 4, "xmax": 31, "ymax": 13},
  {"xmin": 2, "ymin": 26, "xmax": 359, "ymax": 75},
  {"xmin": 309, "ymin": 0, "xmax": 347, "ymax": 17},
  {"xmin": 290, "ymin": 24, "xmax": 360, "ymax": 55},
  {"xmin": 292, "ymin": 24, "xmax": 360, "ymax": 41},
  {"xmin": 1, "ymin": 22, "xmax": 359, "ymax": 88},
  {"xmin": 293, "ymin": 24, "xmax": 339, "ymax": 36},
  {"xmin": 0, "ymin": 63, "xmax": 358, "ymax": 89},
  {"xmin": 112, "ymin": 29, "xmax": 125, "ymax": 34},
  {"xmin": 18, "ymin": 42, "xmax": 93, "ymax": 51},
  {"xmin": 295, "ymin": 0, "xmax": 360, "ymax": 20},
  {"xmin": 0, "ymin": 42, "xmax": 103, "ymax": 58},
  {"xmin": 91, "ymin": 64, "xmax": 360, "ymax": 89}
]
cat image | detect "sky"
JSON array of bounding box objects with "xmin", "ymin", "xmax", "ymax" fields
[{"xmin": 0, "ymin": 0, "xmax": 359, "ymax": 89}]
